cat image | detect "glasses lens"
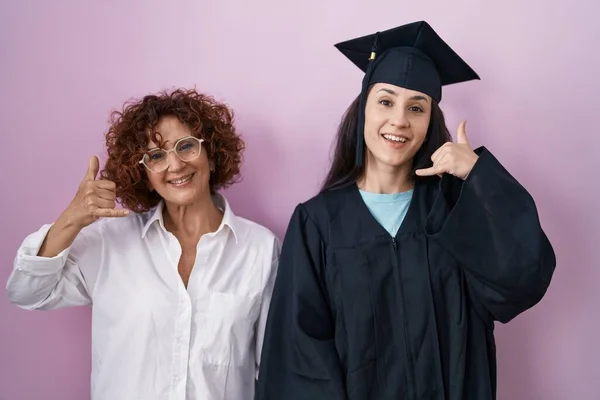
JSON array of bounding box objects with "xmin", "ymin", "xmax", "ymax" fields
[
  {"xmin": 176, "ymin": 137, "xmax": 201, "ymax": 161},
  {"xmin": 144, "ymin": 150, "xmax": 168, "ymax": 172}
]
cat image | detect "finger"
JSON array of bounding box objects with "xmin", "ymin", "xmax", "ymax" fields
[
  {"xmin": 431, "ymin": 144, "xmax": 452, "ymax": 165},
  {"xmin": 430, "ymin": 142, "xmax": 451, "ymax": 163},
  {"xmin": 93, "ymin": 208, "xmax": 130, "ymax": 218},
  {"xmin": 456, "ymin": 120, "xmax": 470, "ymax": 146},
  {"xmin": 434, "ymin": 151, "xmax": 450, "ymax": 168},
  {"xmin": 85, "ymin": 156, "xmax": 100, "ymax": 181},
  {"xmin": 415, "ymin": 164, "xmax": 447, "ymax": 177},
  {"xmin": 95, "ymin": 188, "xmax": 117, "ymax": 201},
  {"xmin": 90, "ymin": 195, "xmax": 116, "ymax": 209},
  {"xmin": 95, "ymin": 180, "xmax": 117, "ymax": 191}
]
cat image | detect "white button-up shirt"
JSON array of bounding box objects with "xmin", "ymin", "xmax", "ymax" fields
[{"xmin": 6, "ymin": 194, "xmax": 280, "ymax": 400}]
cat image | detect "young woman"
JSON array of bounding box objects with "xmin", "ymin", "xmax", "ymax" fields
[
  {"xmin": 256, "ymin": 21, "xmax": 556, "ymax": 400},
  {"xmin": 7, "ymin": 88, "xmax": 279, "ymax": 400}
]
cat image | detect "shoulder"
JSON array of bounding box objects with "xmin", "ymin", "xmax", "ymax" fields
[
  {"xmin": 234, "ymin": 216, "xmax": 279, "ymax": 248},
  {"xmin": 230, "ymin": 217, "xmax": 280, "ymax": 286},
  {"xmin": 298, "ymin": 183, "xmax": 356, "ymax": 224},
  {"xmin": 282, "ymin": 184, "xmax": 357, "ymax": 242},
  {"xmin": 217, "ymin": 193, "xmax": 277, "ymax": 247}
]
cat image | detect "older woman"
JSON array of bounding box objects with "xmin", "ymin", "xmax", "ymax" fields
[{"xmin": 7, "ymin": 88, "xmax": 279, "ymax": 400}]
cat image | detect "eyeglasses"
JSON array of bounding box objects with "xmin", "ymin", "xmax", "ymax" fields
[{"xmin": 139, "ymin": 136, "xmax": 204, "ymax": 173}]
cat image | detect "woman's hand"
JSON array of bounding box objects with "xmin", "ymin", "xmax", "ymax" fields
[
  {"xmin": 63, "ymin": 156, "xmax": 129, "ymax": 229},
  {"xmin": 415, "ymin": 121, "xmax": 479, "ymax": 180},
  {"xmin": 37, "ymin": 156, "xmax": 129, "ymax": 258}
]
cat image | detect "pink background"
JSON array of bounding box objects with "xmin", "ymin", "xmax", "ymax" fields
[{"xmin": 1, "ymin": 1, "xmax": 598, "ymax": 399}]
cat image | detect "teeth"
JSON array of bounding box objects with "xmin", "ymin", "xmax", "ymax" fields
[
  {"xmin": 383, "ymin": 134, "xmax": 407, "ymax": 143},
  {"xmin": 169, "ymin": 174, "xmax": 193, "ymax": 184}
]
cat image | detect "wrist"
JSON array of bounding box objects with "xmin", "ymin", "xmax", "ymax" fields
[{"xmin": 57, "ymin": 208, "xmax": 86, "ymax": 232}]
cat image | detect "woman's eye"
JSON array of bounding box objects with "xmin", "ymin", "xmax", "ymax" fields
[
  {"xmin": 409, "ymin": 106, "xmax": 424, "ymax": 112},
  {"xmin": 379, "ymin": 99, "xmax": 393, "ymax": 107}
]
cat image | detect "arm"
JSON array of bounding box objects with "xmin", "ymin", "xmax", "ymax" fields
[
  {"xmin": 255, "ymin": 235, "xmax": 281, "ymax": 379},
  {"xmin": 6, "ymin": 155, "xmax": 126, "ymax": 310},
  {"xmin": 256, "ymin": 204, "xmax": 346, "ymax": 400},
  {"xmin": 6, "ymin": 217, "xmax": 106, "ymax": 310},
  {"xmin": 425, "ymin": 147, "xmax": 556, "ymax": 323}
]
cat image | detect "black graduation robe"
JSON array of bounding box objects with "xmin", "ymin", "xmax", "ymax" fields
[{"xmin": 256, "ymin": 147, "xmax": 556, "ymax": 400}]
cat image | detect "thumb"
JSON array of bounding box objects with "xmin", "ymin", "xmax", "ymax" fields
[
  {"xmin": 85, "ymin": 156, "xmax": 99, "ymax": 181},
  {"xmin": 456, "ymin": 120, "xmax": 470, "ymax": 146}
]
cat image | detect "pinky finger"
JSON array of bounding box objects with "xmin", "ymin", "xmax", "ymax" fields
[
  {"xmin": 94, "ymin": 208, "xmax": 130, "ymax": 218},
  {"xmin": 415, "ymin": 165, "xmax": 445, "ymax": 177}
]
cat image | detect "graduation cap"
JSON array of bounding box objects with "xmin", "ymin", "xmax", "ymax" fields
[{"xmin": 334, "ymin": 21, "xmax": 480, "ymax": 167}]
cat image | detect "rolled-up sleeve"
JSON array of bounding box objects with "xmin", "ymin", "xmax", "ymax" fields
[{"xmin": 6, "ymin": 222, "xmax": 103, "ymax": 310}]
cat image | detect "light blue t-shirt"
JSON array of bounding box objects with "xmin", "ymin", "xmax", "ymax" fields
[{"xmin": 358, "ymin": 189, "xmax": 414, "ymax": 237}]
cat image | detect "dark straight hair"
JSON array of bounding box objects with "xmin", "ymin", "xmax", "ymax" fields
[{"xmin": 320, "ymin": 91, "xmax": 452, "ymax": 192}]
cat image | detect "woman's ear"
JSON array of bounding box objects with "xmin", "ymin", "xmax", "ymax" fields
[{"xmin": 209, "ymin": 159, "xmax": 215, "ymax": 172}]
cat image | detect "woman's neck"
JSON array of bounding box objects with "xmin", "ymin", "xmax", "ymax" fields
[
  {"xmin": 163, "ymin": 194, "xmax": 223, "ymax": 240},
  {"xmin": 357, "ymin": 160, "xmax": 414, "ymax": 194}
]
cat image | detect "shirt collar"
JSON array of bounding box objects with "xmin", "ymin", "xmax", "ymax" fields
[{"xmin": 141, "ymin": 193, "xmax": 240, "ymax": 243}]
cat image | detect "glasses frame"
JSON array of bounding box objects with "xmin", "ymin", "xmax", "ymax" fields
[{"xmin": 138, "ymin": 136, "xmax": 205, "ymax": 173}]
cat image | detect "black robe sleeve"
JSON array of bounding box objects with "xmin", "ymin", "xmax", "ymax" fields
[
  {"xmin": 256, "ymin": 204, "xmax": 347, "ymax": 400},
  {"xmin": 425, "ymin": 147, "xmax": 556, "ymax": 324}
]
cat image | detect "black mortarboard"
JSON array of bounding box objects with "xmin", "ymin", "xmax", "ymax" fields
[{"xmin": 334, "ymin": 21, "xmax": 480, "ymax": 167}]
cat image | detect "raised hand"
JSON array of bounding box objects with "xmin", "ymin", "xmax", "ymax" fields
[
  {"xmin": 64, "ymin": 155, "xmax": 129, "ymax": 229},
  {"xmin": 415, "ymin": 120, "xmax": 479, "ymax": 180}
]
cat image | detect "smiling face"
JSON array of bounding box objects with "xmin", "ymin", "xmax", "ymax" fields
[
  {"xmin": 363, "ymin": 83, "xmax": 432, "ymax": 172},
  {"xmin": 144, "ymin": 115, "xmax": 211, "ymax": 207}
]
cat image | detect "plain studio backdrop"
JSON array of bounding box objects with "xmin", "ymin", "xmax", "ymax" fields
[{"xmin": 0, "ymin": 1, "xmax": 598, "ymax": 399}]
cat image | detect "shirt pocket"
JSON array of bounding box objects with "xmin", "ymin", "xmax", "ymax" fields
[{"xmin": 194, "ymin": 291, "xmax": 261, "ymax": 367}]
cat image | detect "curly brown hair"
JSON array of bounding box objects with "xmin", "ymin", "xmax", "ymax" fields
[{"xmin": 100, "ymin": 88, "xmax": 245, "ymax": 213}]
